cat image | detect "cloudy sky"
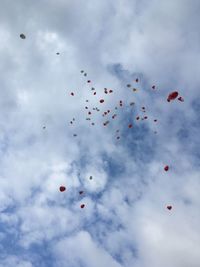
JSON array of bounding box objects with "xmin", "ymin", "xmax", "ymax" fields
[{"xmin": 0, "ymin": 0, "xmax": 200, "ymax": 266}]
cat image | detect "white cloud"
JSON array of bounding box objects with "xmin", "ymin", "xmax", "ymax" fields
[
  {"xmin": 0, "ymin": 0, "xmax": 199, "ymax": 266},
  {"xmin": 54, "ymin": 231, "xmax": 122, "ymax": 267}
]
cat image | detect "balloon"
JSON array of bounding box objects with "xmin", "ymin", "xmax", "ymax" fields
[
  {"xmin": 20, "ymin": 33, "xmax": 26, "ymax": 39},
  {"xmin": 167, "ymin": 91, "xmax": 178, "ymax": 102},
  {"xmin": 59, "ymin": 186, "xmax": 66, "ymax": 192},
  {"xmin": 164, "ymin": 165, "xmax": 169, "ymax": 171}
]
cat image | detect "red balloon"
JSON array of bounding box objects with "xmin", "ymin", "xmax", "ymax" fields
[
  {"xmin": 167, "ymin": 91, "xmax": 178, "ymax": 102},
  {"xmin": 164, "ymin": 165, "xmax": 169, "ymax": 171},
  {"xmin": 80, "ymin": 204, "xmax": 85, "ymax": 209},
  {"xmin": 128, "ymin": 124, "xmax": 133, "ymax": 128},
  {"xmin": 94, "ymin": 92, "xmax": 96, "ymax": 95},
  {"xmin": 100, "ymin": 99, "xmax": 104, "ymax": 103},
  {"xmin": 109, "ymin": 90, "xmax": 113, "ymax": 93},
  {"xmin": 59, "ymin": 186, "xmax": 66, "ymax": 192}
]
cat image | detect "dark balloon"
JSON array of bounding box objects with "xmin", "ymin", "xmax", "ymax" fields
[
  {"xmin": 112, "ymin": 114, "xmax": 117, "ymax": 119},
  {"xmin": 167, "ymin": 205, "xmax": 172, "ymax": 210},
  {"xmin": 164, "ymin": 165, "xmax": 169, "ymax": 171},
  {"xmin": 20, "ymin": 33, "xmax": 26, "ymax": 39},
  {"xmin": 178, "ymin": 96, "xmax": 184, "ymax": 102},
  {"xmin": 100, "ymin": 99, "xmax": 104, "ymax": 103},
  {"xmin": 103, "ymin": 121, "xmax": 109, "ymax": 126},
  {"xmin": 80, "ymin": 204, "xmax": 85, "ymax": 208},
  {"xmin": 59, "ymin": 186, "xmax": 66, "ymax": 192}
]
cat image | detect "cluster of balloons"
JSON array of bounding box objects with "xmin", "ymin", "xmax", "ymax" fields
[{"xmin": 20, "ymin": 33, "xmax": 185, "ymax": 211}]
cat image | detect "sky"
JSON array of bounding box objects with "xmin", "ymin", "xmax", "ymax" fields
[{"xmin": 0, "ymin": 0, "xmax": 200, "ymax": 266}]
